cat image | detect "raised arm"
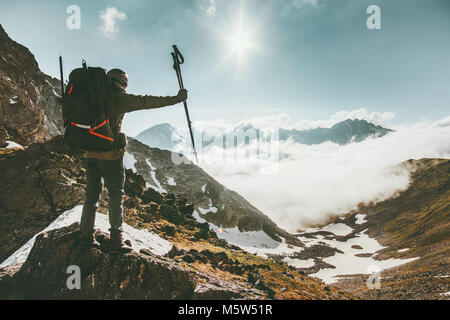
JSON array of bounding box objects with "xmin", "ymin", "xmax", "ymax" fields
[{"xmin": 117, "ymin": 89, "xmax": 187, "ymax": 114}]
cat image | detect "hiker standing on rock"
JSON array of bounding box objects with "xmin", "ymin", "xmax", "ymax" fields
[{"xmin": 65, "ymin": 67, "xmax": 187, "ymax": 252}]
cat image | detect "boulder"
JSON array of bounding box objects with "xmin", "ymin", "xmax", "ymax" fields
[
  {"xmin": 141, "ymin": 188, "xmax": 165, "ymax": 205},
  {"xmin": 158, "ymin": 204, "xmax": 183, "ymax": 224},
  {"xmin": 1, "ymin": 223, "xmax": 196, "ymax": 300},
  {"xmin": 124, "ymin": 169, "xmax": 146, "ymax": 197}
]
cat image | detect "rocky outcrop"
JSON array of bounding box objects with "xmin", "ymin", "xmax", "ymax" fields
[
  {"xmin": 0, "ymin": 24, "xmax": 63, "ymax": 147},
  {"xmin": 0, "ymin": 137, "xmax": 85, "ymax": 262},
  {"xmin": 0, "ymin": 223, "xmax": 266, "ymax": 300}
]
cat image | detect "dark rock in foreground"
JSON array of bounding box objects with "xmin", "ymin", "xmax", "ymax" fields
[
  {"xmin": 0, "ymin": 223, "xmax": 266, "ymax": 300},
  {"xmin": 0, "ymin": 223, "xmax": 195, "ymax": 299}
]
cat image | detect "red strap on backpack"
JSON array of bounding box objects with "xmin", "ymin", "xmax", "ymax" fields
[
  {"xmin": 70, "ymin": 119, "xmax": 114, "ymax": 142},
  {"xmin": 89, "ymin": 119, "xmax": 114, "ymax": 142}
]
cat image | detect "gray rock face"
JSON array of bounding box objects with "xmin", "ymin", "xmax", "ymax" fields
[
  {"xmin": 0, "ymin": 24, "xmax": 63, "ymax": 147},
  {"xmin": 0, "ymin": 137, "xmax": 86, "ymax": 263}
]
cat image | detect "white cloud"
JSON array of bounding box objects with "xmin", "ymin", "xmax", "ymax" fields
[
  {"xmin": 195, "ymin": 118, "xmax": 231, "ymax": 132},
  {"xmin": 206, "ymin": 0, "xmax": 217, "ymax": 16},
  {"xmin": 236, "ymin": 113, "xmax": 292, "ymax": 130},
  {"xmin": 99, "ymin": 7, "xmax": 127, "ymax": 39},
  {"xmin": 432, "ymin": 115, "xmax": 450, "ymax": 128},
  {"xmin": 196, "ymin": 115, "xmax": 450, "ymax": 233},
  {"xmin": 292, "ymin": 0, "xmax": 319, "ymax": 9}
]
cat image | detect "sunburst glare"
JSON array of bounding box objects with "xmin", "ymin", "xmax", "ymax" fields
[{"xmin": 221, "ymin": 3, "xmax": 259, "ymax": 75}]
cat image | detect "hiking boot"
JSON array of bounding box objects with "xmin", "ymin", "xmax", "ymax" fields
[
  {"xmin": 78, "ymin": 233, "xmax": 101, "ymax": 249},
  {"xmin": 109, "ymin": 232, "xmax": 132, "ymax": 254}
]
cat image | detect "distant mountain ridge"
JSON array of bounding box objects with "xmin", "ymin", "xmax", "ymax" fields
[
  {"xmin": 136, "ymin": 119, "xmax": 393, "ymax": 152},
  {"xmin": 135, "ymin": 123, "xmax": 184, "ymax": 152},
  {"xmin": 280, "ymin": 119, "xmax": 393, "ymax": 145}
]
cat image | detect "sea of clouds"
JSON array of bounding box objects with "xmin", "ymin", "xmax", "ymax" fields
[{"xmin": 181, "ymin": 109, "xmax": 450, "ymax": 233}]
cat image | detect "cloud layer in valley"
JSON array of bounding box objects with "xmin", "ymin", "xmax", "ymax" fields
[{"xmin": 193, "ymin": 112, "xmax": 450, "ymax": 232}]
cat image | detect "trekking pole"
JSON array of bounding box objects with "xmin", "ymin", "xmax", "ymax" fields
[
  {"xmin": 171, "ymin": 45, "xmax": 198, "ymax": 163},
  {"xmin": 59, "ymin": 55, "xmax": 65, "ymax": 100},
  {"xmin": 59, "ymin": 55, "xmax": 66, "ymax": 155}
]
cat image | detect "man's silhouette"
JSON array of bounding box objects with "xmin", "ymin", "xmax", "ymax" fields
[{"xmin": 79, "ymin": 68, "xmax": 187, "ymax": 252}]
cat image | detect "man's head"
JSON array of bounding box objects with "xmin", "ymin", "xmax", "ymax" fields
[{"xmin": 107, "ymin": 69, "xmax": 128, "ymax": 91}]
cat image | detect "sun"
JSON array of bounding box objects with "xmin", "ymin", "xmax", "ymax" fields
[
  {"xmin": 222, "ymin": 5, "xmax": 258, "ymax": 72},
  {"xmin": 229, "ymin": 24, "xmax": 251, "ymax": 61}
]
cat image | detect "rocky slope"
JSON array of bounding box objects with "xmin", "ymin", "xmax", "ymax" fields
[
  {"xmin": 0, "ymin": 24, "xmax": 63, "ymax": 148},
  {"xmin": 0, "ymin": 137, "xmax": 349, "ymax": 300},
  {"xmin": 333, "ymin": 159, "xmax": 449, "ymax": 299},
  {"xmin": 0, "ymin": 138, "xmax": 85, "ymax": 263},
  {"xmin": 126, "ymin": 137, "xmax": 302, "ymax": 247},
  {"xmin": 246, "ymin": 158, "xmax": 448, "ymax": 300}
]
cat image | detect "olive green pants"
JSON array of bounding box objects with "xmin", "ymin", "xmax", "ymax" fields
[{"xmin": 80, "ymin": 158, "xmax": 125, "ymax": 236}]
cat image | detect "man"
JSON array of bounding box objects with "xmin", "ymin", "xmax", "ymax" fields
[{"xmin": 79, "ymin": 68, "xmax": 187, "ymax": 252}]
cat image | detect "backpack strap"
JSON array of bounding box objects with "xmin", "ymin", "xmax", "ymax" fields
[{"xmin": 82, "ymin": 60, "xmax": 100, "ymax": 127}]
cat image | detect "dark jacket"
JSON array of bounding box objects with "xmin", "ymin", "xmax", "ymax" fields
[{"xmin": 86, "ymin": 88, "xmax": 182, "ymax": 160}]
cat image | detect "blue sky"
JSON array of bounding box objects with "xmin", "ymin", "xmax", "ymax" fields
[{"xmin": 1, "ymin": 0, "xmax": 449, "ymax": 136}]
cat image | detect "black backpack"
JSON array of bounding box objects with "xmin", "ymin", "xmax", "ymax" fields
[{"xmin": 62, "ymin": 61, "xmax": 116, "ymax": 151}]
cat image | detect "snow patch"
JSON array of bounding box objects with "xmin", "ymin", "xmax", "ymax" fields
[
  {"xmin": 302, "ymin": 229, "xmax": 419, "ymax": 284},
  {"xmin": 192, "ymin": 210, "xmax": 303, "ymax": 258},
  {"xmin": 355, "ymin": 214, "xmax": 367, "ymax": 225},
  {"xmin": 5, "ymin": 141, "xmax": 22, "ymax": 148},
  {"xmin": 201, "ymin": 184, "xmax": 207, "ymax": 193},
  {"xmin": 283, "ymin": 257, "xmax": 315, "ymax": 269},
  {"xmin": 9, "ymin": 96, "xmax": 18, "ymax": 104},
  {"xmin": 398, "ymin": 248, "xmax": 410, "ymax": 253},
  {"xmin": 146, "ymin": 159, "xmax": 156, "ymax": 170},
  {"xmin": 304, "ymin": 223, "xmax": 353, "ymax": 237},
  {"xmin": 0, "ymin": 205, "xmax": 172, "ymax": 268},
  {"xmin": 150, "ymin": 171, "xmax": 167, "ymax": 194},
  {"xmin": 123, "ymin": 152, "xmax": 137, "ymax": 172},
  {"xmin": 216, "ymin": 227, "xmax": 280, "ymax": 250},
  {"xmin": 322, "ymin": 223, "xmax": 353, "ymax": 236},
  {"xmin": 166, "ymin": 177, "xmax": 176, "ymax": 186},
  {"xmin": 198, "ymin": 199, "xmax": 218, "ymax": 215}
]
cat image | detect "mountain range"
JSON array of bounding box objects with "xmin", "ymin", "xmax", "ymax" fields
[{"xmin": 135, "ymin": 119, "xmax": 393, "ymax": 153}]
